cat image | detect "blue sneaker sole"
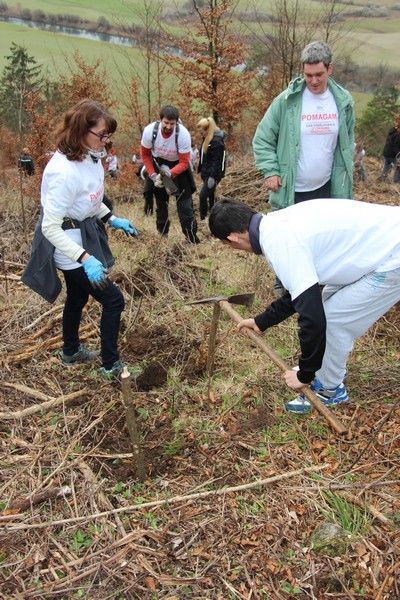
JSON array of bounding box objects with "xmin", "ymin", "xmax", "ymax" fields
[
  {"xmin": 318, "ymin": 395, "xmax": 349, "ymax": 406},
  {"xmin": 284, "ymin": 402, "xmax": 312, "ymax": 414}
]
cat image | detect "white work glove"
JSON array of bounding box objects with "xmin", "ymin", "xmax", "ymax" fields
[
  {"xmin": 207, "ymin": 177, "xmax": 215, "ymax": 189},
  {"xmin": 154, "ymin": 173, "xmax": 164, "ymax": 188},
  {"xmin": 160, "ymin": 164, "xmax": 172, "ymax": 178},
  {"xmin": 149, "ymin": 173, "xmax": 158, "ymax": 183}
]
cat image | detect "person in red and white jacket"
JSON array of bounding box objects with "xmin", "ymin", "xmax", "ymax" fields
[{"xmin": 140, "ymin": 105, "xmax": 199, "ymax": 243}]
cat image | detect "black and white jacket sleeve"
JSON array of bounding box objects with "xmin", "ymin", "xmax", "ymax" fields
[{"xmin": 254, "ymin": 283, "xmax": 326, "ymax": 384}]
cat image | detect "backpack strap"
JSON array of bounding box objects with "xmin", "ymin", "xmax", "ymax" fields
[{"xmin": 152, "ymin": 121, "xmax": 160, "ymax": 146}]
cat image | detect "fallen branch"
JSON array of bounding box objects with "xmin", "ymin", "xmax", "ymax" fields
[
  {"xmin": 0, "ymin": 388, "xmax": 88, "ymax": 420},
  {"xmin": 22, "ymin": 313, "xmax": 63, "ymax": 341},
  {"xmin": 375, "ymin": 559, "xmax": 400, "ymax": 600},
  {"xmin": 0, "ymin": 273, "xmax": 20, "ymax": 281},
  {"xmin": 23, "ymin": 304, "xmax": 63, "ymax": 331},
  {"xmin": 6, "ymin": 325, "xmax": 97, "ymax": 364},
  {"xmin": 1, "ymin": 381, "xmax": 57, "ymax": 403},
  {"xmin": 0, "ymin": 463, "xmax": 327, "ymax": 531},
  {"xmin": 2, "ymin": 486, "xmax": 71, "ymax": 514},
  {"xmin": 77, "ymin": 459, "xmax": 127, "ymax": 537}
]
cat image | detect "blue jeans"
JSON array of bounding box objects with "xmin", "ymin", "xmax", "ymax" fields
[{"xmin": 62, "ymin": 267, "xmax": 125, "ymax": 369}]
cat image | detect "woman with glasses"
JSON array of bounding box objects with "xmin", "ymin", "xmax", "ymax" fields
[{"xmin": 23, "ymin": 99, "xmax": 138, "ymax": 379}]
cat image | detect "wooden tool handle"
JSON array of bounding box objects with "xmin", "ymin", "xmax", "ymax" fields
[{"xmin": 219, "ymin": 301, "xmax": 348, "ymax": 436}]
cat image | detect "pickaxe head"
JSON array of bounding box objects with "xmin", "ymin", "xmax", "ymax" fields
[{"xmin": 188, "ymin": 292, "xmax": 255, "ymax": 307}]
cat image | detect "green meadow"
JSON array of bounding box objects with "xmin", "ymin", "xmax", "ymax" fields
[{"xmin": 0, "ymin": 20, "xmax": 146, "ymax": 92}]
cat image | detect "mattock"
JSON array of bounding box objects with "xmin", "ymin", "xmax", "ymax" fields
[{"xmin": 189, "ymin": 293, "xmax": 348, "ymax": 436}]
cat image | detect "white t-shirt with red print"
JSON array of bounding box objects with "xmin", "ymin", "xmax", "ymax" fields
[
  {"xmin": 295, "ymin": 87, "xmax": 339, "ymax": 192},
  {"xmin": 41, "ymin": 150, "xmax": 107, "ymax": 270},
  {"xmin": 141, "ymin": 122, "xmax": 191, "ymax": 162}
]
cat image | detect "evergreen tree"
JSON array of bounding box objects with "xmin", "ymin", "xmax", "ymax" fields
[
  {"xmin": 357, "ymin": 86, "xmax": 400, "ymax": 156},
  {"xmin": 0, "ymin": 43, "xmax": 42, "ymax": 135}
]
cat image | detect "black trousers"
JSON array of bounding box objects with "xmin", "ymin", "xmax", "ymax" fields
[
  {"xmin": 199, "ymin": 177, "xmax": 217, "ymax": 220},
  {"xmin": 154, "ymin": 174, "xmax": 198, "ymax": 242},
  {"xmin": 294, "ymin": 179, "xmax": 331, "ymax": 204},
  {"xmin": 143, "ymin": 176, "xmax": 154, "ymax": 215},
  {"xmin": 61, "ymin": 267, "xmax": 125, "ymax": 369}
]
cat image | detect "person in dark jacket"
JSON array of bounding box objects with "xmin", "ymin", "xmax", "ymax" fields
[
  {"xmin": 197, "ymin": 116, "xmax": 226, "ymax": 220},
  {"xmin": 380, "ymin": 114, "xmax": 400, "ymax": 183},
  {"xmin": 18, "ymin": 148, "xmax": 35, "ymax": 176}
]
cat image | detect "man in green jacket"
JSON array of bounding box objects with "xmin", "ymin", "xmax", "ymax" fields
[{"xmin": 253, "ymin": 41, "xmax": 354, "ymax": 213}]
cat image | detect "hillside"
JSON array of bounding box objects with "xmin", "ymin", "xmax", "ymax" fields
[{"xmin": 0, "ymin": 155, "xmax": 399, "ymax": 599}]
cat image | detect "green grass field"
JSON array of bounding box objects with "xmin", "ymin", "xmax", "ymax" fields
[
  {"xmin": 0, "ymin": 20, "xmax": 146, "ymax": 91},
  {"xmin": 6, "ymin": 0, "xmax": 148, "ymax": 24}
]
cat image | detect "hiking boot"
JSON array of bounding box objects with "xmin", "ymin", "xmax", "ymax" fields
[
  {"xmin": 60, "ymin": 344, "xmax": 100, "ymax": 365},
  {"xmin": 99, "ymin": 359, "xmax": 124, "ymax": 381},
  {"xmin": 285, "ymin": 379, "xmax": 349, "ymax": 414}
]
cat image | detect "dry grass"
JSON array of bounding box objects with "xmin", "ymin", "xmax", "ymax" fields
[{"xmin": 0, "ymin": 161, "xmax": 399, "ymax": 599}]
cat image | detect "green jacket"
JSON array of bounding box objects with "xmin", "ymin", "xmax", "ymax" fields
[{"xmin": 253, "ymin": 77, "xmax": 355, "ymax": 210}]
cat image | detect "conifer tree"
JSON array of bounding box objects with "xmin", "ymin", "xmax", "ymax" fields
[
  {"xmin": 357, "ymin": 86, "xmax": 400, "ymax": 156},
  {"xmin": 0, "ymin": 43, "xmax": 42, "ymax": 135}
]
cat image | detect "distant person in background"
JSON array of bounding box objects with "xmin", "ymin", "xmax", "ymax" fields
[
  {"xmin": 353, "ymin": 142, "xmax": 367, "ymax": 182},
  {"xmin": 197, "ymin": 117, "xmax": 226, "ymax": 221},
  {"xmin": 18, "ymin": 148, "xmax": 35, "ymax": 176},
  {"xmin": 380, "ymin": 114, "xmax": 400, "ymax": 183},
  {"xmin": 106, "ymin": 147, "xmax": 118, "ymax": 178}
]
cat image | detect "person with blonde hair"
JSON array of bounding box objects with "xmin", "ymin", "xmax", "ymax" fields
[{"xmin": 197, "ymin": 116, "xmax": 226, "ymax": 220}]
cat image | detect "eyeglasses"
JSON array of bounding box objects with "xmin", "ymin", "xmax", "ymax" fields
[{"xmin": 89, "ymin": 130, "xmax": 112, "ymax": 142}]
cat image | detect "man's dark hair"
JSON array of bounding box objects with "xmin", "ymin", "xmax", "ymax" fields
[
  {"xmin": 160, "ymin": 105, "xmax": 179, "ymax": 121},
  {"xmin": 209, "ymin": 198, "xmax": 256, "ymax": 240}
]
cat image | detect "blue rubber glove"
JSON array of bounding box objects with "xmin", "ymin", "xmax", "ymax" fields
[
  {"xmin": 82, "ymin": 256, "xmax": 107, "ymax": 288},
  {"xmin": 207, "ymin": 177, "xmax": 215, "ymax": 189},
  {"xmin": 110, "ymin": 217, "xmax": 138, "ymax": 237},
  {"xmin": 160, "ymin": 164, "xmax": 172, "ymax": 178}
]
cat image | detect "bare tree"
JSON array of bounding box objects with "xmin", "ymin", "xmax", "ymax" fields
[
  {"xmin": 246, "ymin": 0, "xmax": 354, "ymax": 88},
  {"xmin": 114, "ymin": 0, "xmax": 171, "ymax": 140},
  {"xmin": 170, "ymin": 0, "xmax": 253, "ymax": 133}
]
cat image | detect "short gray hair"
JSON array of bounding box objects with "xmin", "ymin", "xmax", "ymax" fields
[{"xmin": 301, "ymin": 41, "xmax": 332, "ymax": 68}]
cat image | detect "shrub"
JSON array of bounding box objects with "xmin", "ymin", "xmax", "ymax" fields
[
  {"xmin": 21, "ymin": 8, "xmax": 32, "ymax": 20},
  {"xmin": 32, "ymin": 9, "xmax": 46, "ymax": 22},
  {"xmin": 0, "ymin": 2, "xmax": 8, "ymax": 13},
  {"xmin": 97, "ymin": 16, "xmax": 111, "ymax": 31}
]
